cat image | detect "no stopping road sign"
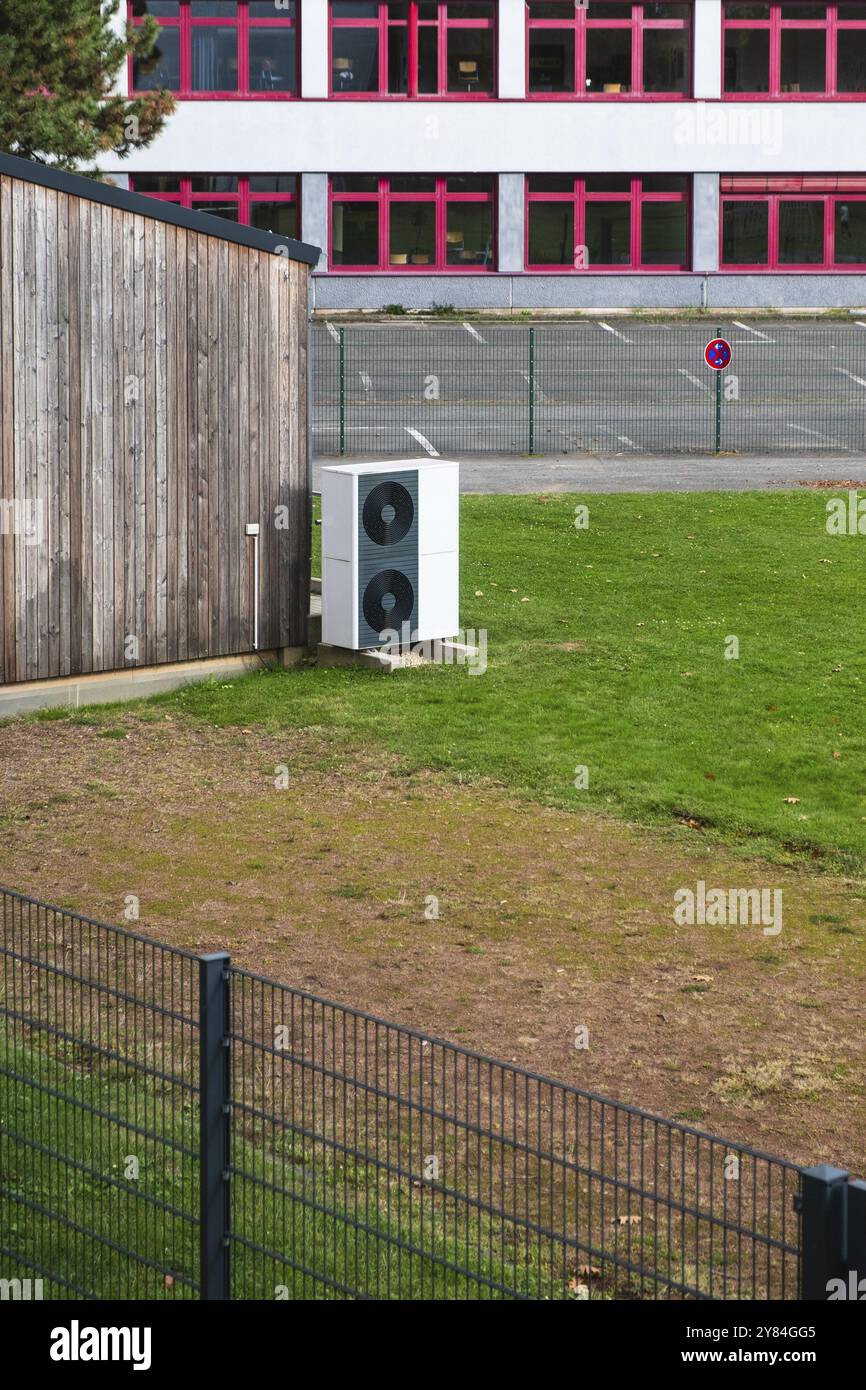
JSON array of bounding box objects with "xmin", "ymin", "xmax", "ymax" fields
[{"xmin": 705, "ymin": 337, "xmax": 733, "ymax": 371}]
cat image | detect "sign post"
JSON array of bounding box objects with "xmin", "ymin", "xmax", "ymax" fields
[{"xmin": 704, "ymin": 332, "xmax": 733, "ymax": 454}]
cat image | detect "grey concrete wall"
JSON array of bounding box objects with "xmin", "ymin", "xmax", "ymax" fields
[
  {"xmin": 302, "ymin": 173, "xmax": 329, "ymax": 272},
  {"xmin": 498, "ymin": 174, "xmax": 524, "ymax": 274},
  {"xmin": 692, "ymin": 174, "xmax": 720, "ymax": 274},
  {"xmin": 312, "ymin": 272, "xmax": 866, "ymax": 312}
]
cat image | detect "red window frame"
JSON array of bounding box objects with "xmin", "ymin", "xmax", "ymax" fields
[
  {"xmin": 329, "ymin": 175, "xmax": 497, "ymax": 271},
  {"xmin": 329, "ymin": 1, "xmax": 497, "ymax": 99},
  {"xmin": 525, "ymin": 175, "xmax": 691, "ymax": 271},
  {"xmin": 720, "ymin": 175, "xmax": 866, "ymax": 269},
  {"xmin": 128, "ymin": 1, "xmax": 300, "ymax": 100},
  {"xmin": 723, "ymin": 2, "xmax": 866, "ymax": 99},
  {"xmin": 526, "ymin": 1, "xmax": 693, "ymax": 101},
  {"xmin": 129, "ymin": 174, "xmax": 300, "ymax": 232}
]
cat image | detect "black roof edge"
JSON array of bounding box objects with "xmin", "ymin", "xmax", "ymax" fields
[{"xmin": 0, "ymin": 151, "xmax": 321, "ymax": 267}]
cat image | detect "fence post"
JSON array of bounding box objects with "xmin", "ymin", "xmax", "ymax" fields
[
  {"xmin": 199, "ymin": 951, "xmax": 231, "ymax": 1300},
  {"xmin": 528, "ymin": 326, "xmax": 535, "ymax": 456},
  {"xmin": 339, "ymin": 326, "xmax": 345, "ymax": 456},
  {"xmin": 714, "ymin": 325, "xmax": 723, "ymax": 454},
  {"xmin": 796, "ymin": 1163, "xmax": 849, "ymax": 1300}
]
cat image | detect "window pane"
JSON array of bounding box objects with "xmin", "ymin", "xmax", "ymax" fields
[
  {"xmin": 391, "ymin": 176, "xmax": 436, "ymax": 192},
  {"xmin": 132, "ymin": 1, "xmax": 179, "ymax": 14},
  {"xmin": 585, "ymin": 174, "xmax": 631, "ymax": 192},
  {"xmin": 388, "ymin": 23, "xmax": 410, "ymax": 93},
  {"xmin": 133, "ymin": 174, "xmax": 183, "ymax": 193},
  {"xmin": 418, "ymin": 26, "xmax": 438, "ymax": 92},
  {"xmin": 778, "ymin": 201, "xmax": 824, "ymax": 263},
  {"xmin": 447, "ymin": 27, "xmax": 495, "ymax": 92},
  {"xmin": 249, "ymin": 1, "xmax": 295, "ymax": 13},
  {"xmin": 190, "ymin": 2, "xmax": 237, "ymax": 14},
  {"xmin": 191, "ymin": 28, "xmax": 239, "ymax": 90},
  {"xmin": 249, "ymin": 29, "xmax": 296, "ymax": 92},
  {"xmin": 389, "ymin": 202, "xmax": 436, "ymax": 264},
  {"xmin": 250, "ymin": 201, "xmax": 299, "ymax": 238},
  {"xmin": 249, "ymin": 175, "xmax": 298, "ymax": 193},
  {"xmin": 643, "ymin": 30, "xmax": 689, "ymax": 93},
  {"xmin": 780, "ymin": 3, "xmax": 825, "ymax": 16},
  {"xmin": 639, "ymin": 2, "xmax": 689, "ymax": 14},
  {"xmin": 528, "ymin": 201, "xmax": 575, "ymax": 264},
  {"xmin": 134, "ymin": 29, "xmax": 181, "ymax": 90},
  {"xmin": 332, "ymin": 2, "xmax": 378, "ymax": 14},
  {"xmin": 447, "ymin": 201, "xmax": 492, "ymax": 264},
  {"xmin": 332, "ymin": 30, "xmax": 380, "ymax": 91},
  {"xmin": 332, "ymin": 202, "xmax": 380, "ymax": 264},
  {"xmin": 331, "ymin": 175, "xmax": 379, "ymax": 192},
  {"xmin": 586, "ymin": 201, "xmax": 631, "ymax": 264},
  {"xmin": 724, "ymin": 3, "xmax": 769, "ymax": 15},
  {"xmin": 837, "ymin": 30, "xmax": 866, "ymax": 91},
  {"xmin": 446, "ymin": 175, "xmax": 492, "ymax": 193},
  {"xmin": 194, "ymin": 201, "xmax": 240, "ymax": 221},
  {"xmin": 724, "ymin": 31, "xmax": 770, "ymax": 91},
  {"xmin": 780, "ymin": 31, "xmax": 826, "ymax": 92},
  {"xmin": 529, "ymin": 31, "xmax": 575, "ymax": 92},
  {"xmin": 529, "ymin": 175, "xmax": 574, "ymax": 193},
  {"xmin": 641, "ymin": 201, "xmax": 688, "ymax": 264},
  {"xmin": 586, "ymin": 30, "xmax": 632, "ymax": 93},
  {"xmin": 722, "ymin": 201, "xmax": 769, "ymax": 263},
  {"xmin": 835, "ymin": 201, "xmax": 866, "ymax": 263},
  {"xmin": 190, "ymin": 175, "xmax": 239, "ymax": 191},
  {"xmin": 448, "ymin": 2, "xmax": 494, "ymax": 16},
  {"xmin": 642, "ymin": 175, "xmax": 688, "ymax": 193}
]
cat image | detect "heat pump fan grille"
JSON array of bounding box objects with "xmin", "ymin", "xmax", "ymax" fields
[
  {"xmin": 362, "ymin": 569, "xmax": 415, "ymax": 636},
  {"xmin": 362, "ymin": 481, "xmax": 415, "ymax": 547}
]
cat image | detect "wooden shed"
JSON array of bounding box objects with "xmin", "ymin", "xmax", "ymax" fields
[{"xmin": 0, "ymin": 152, "xmax": 319, "ymax": 695}]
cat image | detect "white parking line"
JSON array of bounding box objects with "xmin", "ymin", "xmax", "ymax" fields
[
  {"xmin": 855, "ymin": 321, "xmax": 866, "ymax": 330},
  {"xmin": 677, "ymin": 368, "xmax": 708, "ymax": 392},
  {"xmin": 836, "ymin": 366, "xmax": 866, "ymax": 389},
  {"xmin": 789, "ymin": 423, "xmax": 854, "ymax": 451},
  {"xmin": 598, "ymin": 321, "xmax": 634, "ymax": 343},
  {"xmin": 359, "ymin": 371, "xmax": 373, "ymax": 392},
  {"xmin": 521, "ymin": 371, "xmax": 548, "ymax": 402},
  {"xmin": 733, "ymin": 320, "xmax": 775, "ymax": 342},
  {"xmin": 617, "ymin": 435, "xmax": 639, "ymax": 449},
  {"xmin": 325, "ymin": 321, "xmax": 340, "ymax": 343},
  {"xmin": 463, "ymin": 322, "xmax": 486, "ymax": 343},
  {"xmin": 404, "ymin": 426, "xmax": 440, "ymax": 457}
]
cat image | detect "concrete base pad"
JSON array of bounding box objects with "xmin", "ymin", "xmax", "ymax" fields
[
  {"xmin": 317, "ymin": 639, "xmax": 478, "ymax": 674},
  {"xmin": 0, "ymin": 649, "xmax": 304, "ymax": 718}
]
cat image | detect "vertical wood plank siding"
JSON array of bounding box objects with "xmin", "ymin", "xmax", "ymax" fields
[{"xmin": 0, "ymin": 172, "xmax": 311, "ymax": 685}]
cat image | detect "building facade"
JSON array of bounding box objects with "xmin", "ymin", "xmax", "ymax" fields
[{"xmin": 107, "ymin": 2, "xmax": 866, "ymax": 310}]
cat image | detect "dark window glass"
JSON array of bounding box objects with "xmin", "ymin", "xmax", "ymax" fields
[
  {"xmin": 332, "ymin": 202, "xmax": 379, "ymax": 264},
  {"xmin": 446, "ymin": 175, "xmax": 493, "ymax": 193},
  {"xmin": 418, "ymin": 26, "xmax": 438, "ymax": 92},
  {"xmin": 528, "ymin": 175, "xmax": 575, "ymax": 193},
  {"xmin": 190, "ymin": 2, "xmax": 238, "ymax": 13},
  {"xmin": 780, "ymin": 3, "xmax": 824, "ymax": 15},
  {"xmin": 191, "ymin": 27, "xmax": 238, "ymax": 90},
  {"xmin": 722, "ymin": 201, "xmax": 769, "ymax": 263},
  {"xmin": 332, "ymin": 30, "xmax": 379, "ymax": 91},
  {"xmin": 723, "ymin": 3, "xmax": 770, "ymax": 15},
  {"xmin": 388, "ymin": 23, "xmax": 410, "ymax": 93},
  {"xmin": 586, "ymin": 30, "xmax": 632, "ymax": 92},
  {"xmin": 642, "ymin": 174, "xmax": 688, "ymax": 192},
  {"xmin": 249, "ymin": 1, "xmax": 296, "ymax": 13},
  {"xmin": 389, "ymin": 202, "xmax": 436, "ymax": 264},
  {"xmin": 447, "ymin": 27, "xmax": 494, "ymax": 92},
  {"xmin": 132, "ymin": 174, "xmax": 182, "ymax": 193},
  {"xmin": 778, "ymin": 200, "xmax": 824, "ymax": 263},
  {"xmin": 249, "ymin": 175, "xmax": 298, "ymax": 193},
  {"xmin": 132, "ymin": 1, "xmax": 180, "ymax": 14},
  {"xmin": 250, "ymin": 201, "xmax": 299, "ymax": 238},
  {"xmin": 585, "ymin": 201, "xmax": 631, "ymax": 264},
  {"xmin": 724, "ymin": 30, "xmax": 770, "ymax": 91},
  {"xmin": 446, "ymin": 201, "xmax": 492, "ymax": 264},
  {"xmin": 528, "ymin": 201, "xmax": 575, "ymax": 265},
  {"xmin": 133, "ymin": 30, "xmax": 181, "ymax": 90},
  {"xmin": 390, "ymin": 176, "xmax": 436, "ymax": 192},
  {"xmin": 780, "ymin": 30, "xmax": 826, "ymax": 92},
  {"xmin": 641, "ymin": 200, "xmax": 688, "ymax": 264},
  {"xmin": 190, "ymin": 174, "xmax": 239, "ymax": 191},
  {"xmin": 585, "ymin": 174, "xmax": 631, "ymax": 192},
  {"xmin": 643, "ymin": 29, "xmax": 688, "ymax": 93},
  {"xmin": 529, "ymin": 31, "xmax": 575, "ymax": 92},
  {"xmin": 332, "ymin": 1, "xmax": 378, "ymax": 13},
  {"xmin": 194, "ymin": 200, "xmax": 240, "ymax": 221},
  {"xmin": 249, "ymin": 29, "xmax": 296, "ymax": 91},
  {"xmin": 838, "ymin": 31, "xmax": 866, "ymax": 90},
  {"xmin": 527, "ymin": 2, "xmax": 569, "ymax": 15},
  {"xmin": 834, "ymin": 201, "xmax": 866, "ymax": 263},
  {"xmin": 331, "ymin": 175, "xmax": 379, "ymax": 193}
]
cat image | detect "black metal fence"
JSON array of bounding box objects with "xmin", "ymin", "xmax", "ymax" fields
[
  {"xmin": 1, "ymin": 886, "xmax": 860, "ymax": 1301},
  {"xmin": 312, "ymin": 320, "xmax": 866, "ymax": 458}
]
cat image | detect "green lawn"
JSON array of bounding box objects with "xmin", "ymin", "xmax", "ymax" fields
[{"xmin": 146, "ymin": 490, "xmax": 865, "ymax": 875}]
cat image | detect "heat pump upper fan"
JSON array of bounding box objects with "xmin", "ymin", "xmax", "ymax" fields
[{"xmin": 321, "ymin": 460, "xmax": 459, "ymax": 651}]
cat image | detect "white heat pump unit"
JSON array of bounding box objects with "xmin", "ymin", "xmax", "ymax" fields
[{"xmin": 321, "ymin": 459, "xmax": 459, "ymax": 650}]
